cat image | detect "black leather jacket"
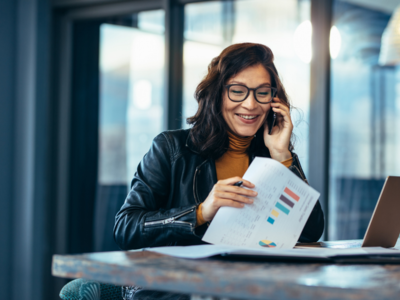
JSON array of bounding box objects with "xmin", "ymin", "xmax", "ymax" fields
[{"xmin": 114, "ymin": 129, "xmax": 324, "ymax": 250}]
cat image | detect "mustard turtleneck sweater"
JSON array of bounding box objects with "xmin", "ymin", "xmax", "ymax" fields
[{"xmin": 196, "ymin": 132, "xmax": 293, "ymax": 226}]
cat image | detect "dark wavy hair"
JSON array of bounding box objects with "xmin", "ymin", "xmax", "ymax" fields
[{"xmin": 186, "ymin": 43, "xmax": 293, "ymax": 159}]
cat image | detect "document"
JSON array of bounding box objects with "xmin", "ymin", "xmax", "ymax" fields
[
  {"xmin": 202, "ymin": 157, "xmax": 320, "ymax": 249},
  {"xmin": 145, "ymin": 244, "xmax": 400, "ymax": 260}
]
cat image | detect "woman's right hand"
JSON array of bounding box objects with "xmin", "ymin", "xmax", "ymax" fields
[{"xmin": 201, "ymin": 176, "xmax": 257, "ymax": 222}]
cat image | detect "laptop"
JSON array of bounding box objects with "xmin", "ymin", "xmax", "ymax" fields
[{"xmin": 297, "ymin": 176, "xmax": 400, "ymax": 249}]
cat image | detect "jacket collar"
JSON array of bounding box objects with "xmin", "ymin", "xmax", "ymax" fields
[
  {"xmin": 185, "ymin": 129, "xmax": 200, "ymax": 154},
  {"xmin": 185, "ymin": 128, "xmax": 267, "ymax": 157}
]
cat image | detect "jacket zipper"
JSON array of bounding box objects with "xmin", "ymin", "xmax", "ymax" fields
[
  {"xmin": 144, "ymin": 208, "xmax": 195, "ymax": 227},
  {"xmin": 193, "ymin": 160, "xmax": 208, "ymax": 205}
]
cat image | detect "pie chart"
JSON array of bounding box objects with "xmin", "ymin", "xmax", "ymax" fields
[{"xmin": 259, "ymin": 240, "xmax": 277, "ymax": 248}]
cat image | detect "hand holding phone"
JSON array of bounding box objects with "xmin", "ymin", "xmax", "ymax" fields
[{"xmin": 263, "ymin": 97, "xmax": 293, "ymax": 162}]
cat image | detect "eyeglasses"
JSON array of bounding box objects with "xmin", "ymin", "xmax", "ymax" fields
[{"xmin": 225, "ymin": 84, "xmax": 277, "ymax": 104}]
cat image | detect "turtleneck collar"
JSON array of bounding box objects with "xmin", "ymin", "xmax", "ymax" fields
[{"xmin": 227, "ymin": 131, "xmax": 254, "ymax": 154}]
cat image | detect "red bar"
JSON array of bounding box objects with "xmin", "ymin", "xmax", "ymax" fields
[{"xmin": 284, "ymin": 187, "xmax": 300, "ymax": 202}]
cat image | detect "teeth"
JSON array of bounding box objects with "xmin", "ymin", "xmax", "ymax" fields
[{"xmin": 239, "ymin": 114, "xmax": 257, "ymax": 120}]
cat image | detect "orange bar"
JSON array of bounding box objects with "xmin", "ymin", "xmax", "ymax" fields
[{"xmin": 284, "ymin": 187, "xmax": 300, "ymax": 201}]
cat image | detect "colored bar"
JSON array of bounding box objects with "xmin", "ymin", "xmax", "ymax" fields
[
  {"xmin": 267, "ymin": 217, "xmax": 275, "ymax": 224},
  {"xmin": 275, "ymin": 202, "xmax": 290, "ymax": 215},
  {"xmin": 271, "ymin": 209, "xmax": 279, "ymax": 218},
  {"xmin": 284, "ymin": 187, "xmax": 300, "ymax": 201},
  {"xmin": 280, "ymin": 194, "xmax": 294, "ymax": 208}
]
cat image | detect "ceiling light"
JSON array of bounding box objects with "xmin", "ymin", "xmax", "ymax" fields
[{"xmin": 379, "ymin": 5, "xmax": 400, "ymax": 66}]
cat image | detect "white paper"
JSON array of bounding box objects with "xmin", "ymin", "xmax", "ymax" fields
[
  {"xmin": 202, "ymin": 157, "xmax": 320, "ymax": 249},
  {"xmin": 145, "ymin": 245, "xmax": 327, "ymax": 259},
  {"xmin": 145, "ymin": 244, "xmax": 400, "ymax": 259},
  {"xmin": 145, "ymin": 245, "xmax": 239, "ymax": 259}
]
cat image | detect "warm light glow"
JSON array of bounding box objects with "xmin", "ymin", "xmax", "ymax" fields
[
  {"xmin": 293, "ymin": 21, "xmax": 312, "ymax": 63},
  {"xmin": 294, "ymin": 21, "xmax": 342, "ymax": 62},
  {"xmin": 379, "ymin": 4, "xmax": 400, "ymax": 65},
  {"xmin": 330, "ymin": 26, "xmax": 341, "ymax": 59}
]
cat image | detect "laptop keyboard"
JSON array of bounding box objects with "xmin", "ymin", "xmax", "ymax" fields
[{"xmin": 320, "ymin": 240, "xmax": 363, "ymax": 249}]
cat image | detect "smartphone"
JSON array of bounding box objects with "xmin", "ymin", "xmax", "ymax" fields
[{"xmin": 267, "ymin": 109, "xmax": 277, "ymax": 135}]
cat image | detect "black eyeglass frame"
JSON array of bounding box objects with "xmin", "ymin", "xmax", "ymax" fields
[{"xmin": 225, "ymin": 84, "xmax": 277, "ymax": 104}]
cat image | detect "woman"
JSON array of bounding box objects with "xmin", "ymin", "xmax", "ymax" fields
[{"xmin": 114, "ymin": 43, "xmax": 324, "ymax": 251}]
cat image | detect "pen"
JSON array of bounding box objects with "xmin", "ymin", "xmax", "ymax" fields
[{"xmin": 233, "ymin": 181, "xmax": 243, "ymax": 187}]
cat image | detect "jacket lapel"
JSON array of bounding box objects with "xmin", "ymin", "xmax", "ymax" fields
[
  {"xmin": 193, "ymin": 158, "xmax": 217, "ymax": 204},
  {"xmin": 185, "ymin": 133, "xmax": 218, "ymax": 204}
]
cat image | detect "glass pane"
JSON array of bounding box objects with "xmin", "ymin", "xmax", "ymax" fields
[
  {"xmin": 183, "ymin": 2, "xmax": 225, "ymax": 124},
  {"xmin": 138, "ymin": 9, "xmax": 165, "ymax": 34},
  {"xmin": 98, "ymin": 11, "xmax": 165, "ymax": 186},
  {"xmin": 329, "ymin": 1, "xmax": 400, "ymax": 240},
  {"xmin": 182, "ymin": 0, "xmax": 311, "ymax": 176}
]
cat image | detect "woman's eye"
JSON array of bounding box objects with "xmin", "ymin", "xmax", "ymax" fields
[
  {"xmin": 257, "ymin": 92, "xmax": 270, "ymax": 96},
  {"xmin": 232, "ymin": 90, "xmax": 244, "ymax": 94}
]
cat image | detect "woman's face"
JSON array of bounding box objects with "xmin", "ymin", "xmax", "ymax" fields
[{"xmin": 222, "ymin": 64, "xmax": 272, "ymax": 137}]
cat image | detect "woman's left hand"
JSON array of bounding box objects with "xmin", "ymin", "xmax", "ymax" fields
[{"xmin": 263, "ymin": 97, "xmax": 293, "ymax": 162}]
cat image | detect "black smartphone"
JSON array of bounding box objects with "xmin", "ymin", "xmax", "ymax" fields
[{"xmin": 266, "ymin": 109, "xmax": 277, "ymax": 135}]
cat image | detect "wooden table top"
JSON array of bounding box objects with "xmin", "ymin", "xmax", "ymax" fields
[{"xmin": 52, "ymin": 249, "xmax": 400, "ymax": 300}]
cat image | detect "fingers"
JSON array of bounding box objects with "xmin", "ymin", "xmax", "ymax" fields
[
  {"xmin": 270, "ymin": 98, "xmax": 292, "ymax": 128},
  {"xmin": 271, "ymin": 98, "xmax": 290, "ymax": 113},
  {"xmin": 213, "ymin": 177, "xmax": 258, "ymax": 206},
  {"xmin": 214, "ymin": 191, "xmax": 255, "ymax": 204},
  {"xmin": 215, "ymin": 184, "xmax": 257, "ymax": 197},
  {"xmin": 217, "ymin": 199, "xmax": 246, "ymax": 208},
  {"xmin": 272, "ymin": 107, "xmax": 289, "ymax": 119},
  {"xmin": 202, "ymin": 177, "xmax": 257, "ymax": 221},
  {"xmin": 272, "ymin": 108, "xmax": 292, "ymax": 127},
  {"xmin": 218, "ymin": 176, "xmax": 255, "ymax": 188},
  {"xmin": 272, "ymin": 97, "xmax": 289, "ymax": 107}
]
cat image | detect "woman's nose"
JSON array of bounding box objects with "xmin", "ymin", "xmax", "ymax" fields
[{"xmin": 241, "ymin": 91, "xmax": 258, "ymax": 110}]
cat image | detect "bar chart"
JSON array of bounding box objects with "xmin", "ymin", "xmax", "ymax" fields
[
  {"xmin": 267, "ymin": 186, "xmax": 300, "ymax": 224},
  {"xmin": 203, "ymin": 157, "xmax": 320, "ymax": 249}
]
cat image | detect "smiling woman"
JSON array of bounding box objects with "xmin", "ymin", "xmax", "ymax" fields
[
  {"xmin": 185, "ymin": 43, "xmax": 313, "ymax": 223},
  {"xmin": 114, "ymin": 42, "xmax": 324, "ymax": 252},
  {"xmin": 113, "ymin": 43, "xmax": 325, "ymax": 299},
  {"xmin": 187, "ymin": 44, "xmax": 294, "ymax": 160}
]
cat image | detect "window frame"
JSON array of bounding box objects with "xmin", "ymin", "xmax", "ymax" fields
[{"xmin": 51, "ymin": 0, "xmax": 333, "ymax": 263}]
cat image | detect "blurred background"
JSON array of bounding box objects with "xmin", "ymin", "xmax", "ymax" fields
[{"xmin": 1, "ymin": 0, "xmax": 399, "ymax": 299}]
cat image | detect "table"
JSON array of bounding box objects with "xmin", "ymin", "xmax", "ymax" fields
[{"xmin": 52, "ymin": 249, "xmax": 400, "ymax": 300}]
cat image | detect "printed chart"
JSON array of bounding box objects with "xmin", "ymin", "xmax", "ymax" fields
[
  {"xmin": 259, "ymin": 240, "xmax": 277, "ymax": 247},
  {"xmin": 267, "ymin": 187, "xmax": 300, "ymax": 224},
  {"xmin": 203, "ymin": 157, "xmax": 320, "ymax": 249}
]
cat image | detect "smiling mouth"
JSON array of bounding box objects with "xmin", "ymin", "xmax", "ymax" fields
[{"xmin": 236, "ymin": 114, "xmax": 259, "ymax": 120}]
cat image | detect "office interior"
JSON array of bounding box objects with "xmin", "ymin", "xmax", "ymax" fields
[{"xmin": 0, "ymin": 0, "xmax": 399, "ymax": 299}]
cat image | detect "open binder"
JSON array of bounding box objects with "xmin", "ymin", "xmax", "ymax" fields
[{"xmin": 145, "ymin": 243, "xmax": 400, "ymax": 264}]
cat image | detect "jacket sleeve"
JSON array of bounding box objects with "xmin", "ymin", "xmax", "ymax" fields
[
  {"xmin": 289, "ymin": 153, "xmax": 325, "ymax": 243},
  {"xmin": 113, "ymin": 133, "xmax": 200, "ymax": 250}
]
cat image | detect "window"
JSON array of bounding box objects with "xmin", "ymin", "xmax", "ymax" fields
[
  {"xmin": 98, "ymin": 10, "xmax": 165, "ymax": 186},
  {"xmin": 329, "ymin": 1, "xmax": 400, "ymax": 239},
  {"xmin": 96, "ymin": 10, "xmax": 165, "ymax": 251}
]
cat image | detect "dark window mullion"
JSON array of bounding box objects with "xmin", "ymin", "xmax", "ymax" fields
[
  {"xmin": 164, "ymin": 0, "xmax": 184, "ymax": 130},
  {"xmin": 309, "ymin": 0, "xmax": 332, "ymax": 240},
  {"xmin": 68, "ymin": 20, "xmax": 101, "ymax": 254}
]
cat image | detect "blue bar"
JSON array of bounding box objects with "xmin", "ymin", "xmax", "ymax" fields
[
  {"xmin": 267, "ymin": 217, "xmax": 275, "ymax": 224},
  {"xmin": 275, "ymin": 202, "xmax": 290, "ymax": 215}
]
